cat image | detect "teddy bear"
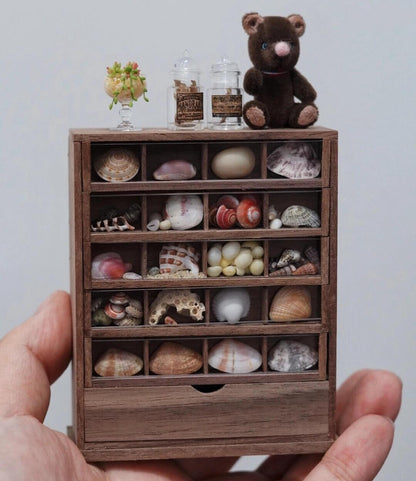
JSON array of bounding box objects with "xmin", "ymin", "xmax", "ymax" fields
[{"xmin": 242, "ymin": 12, "xmax": 318, "ymax": 129}]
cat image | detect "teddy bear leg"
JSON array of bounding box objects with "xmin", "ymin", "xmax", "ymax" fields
[
  {"xmin": 289, "ymin": 103, "xmax": 319, "ymax": 128},
  {"xmin": 243, "ymin": 100, "xmax": 270, "ymax": 129}
]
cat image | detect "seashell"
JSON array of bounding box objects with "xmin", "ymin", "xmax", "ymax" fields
[
  {"xmin": 268, "ymin": 205, "xmax": 279, "ymax": 221},
  {"xmin": 207, "ymin": 266, "xmax": 223, "ymax": 277},
  {"xmin": 109, "ymin": 292, "xmax": 130, "ymax": 305},
  {"xmin": 149, "ymin": 341, "xmax": 203, "ymax": 375},
  {"xmin": 234, "ymin": 249, "xmax": 253, "ymax": 269},
  {"xmin": 94, "ymin": 348, "xmax": 143, "ymax": 377},
  {"xmin": 211, "ymin": 147, "xmax": 255, "ymax": 179},
  {"xmin": 147, "ymin": 212, "xmax": 162, "ymax": 231},
  {"xmin": 241, "ymin": 241, "xmax": 259, "ymax": 249},
  {"xmin": 165, "ymin": 195, "xmax": 203, "ymax": 230},
  {"xmin": 222, "ymin": 265, "xmax": 237, "ymax": 277},
  {"xmin": 304, "ymin": 245, "xmax": 321, "ymax": 270},
  {"xmin": 209, "ymin": 206, "xmax": 219, "ymax": 227},
  {"xmin": 91, "ymin": 297, "xmax": 104, "ymax": 312},
  {"xmin": 212, "ymin": 288, "xmax": 250, "ymax": 324},
  {"xmin": 292, "ymin": 262, "xmax": 319, "ymax": 276},
  {"xmin": 159, "ymin": 244, "xmax": 200, "ymax": 276},
  {"xmin": 251, "ymin": 245, "xmax": 264, "ymax": 259},
  {"xmin": 270, "ymin": 218, "xmax": 283, "ymax": 229},
  {"xmin": 93, "ymin": 148, "xmax": 140, "ymax": 182},
  {"xmin": 207, "ymin": 245, "xmax": 222, "ymax": 266},
  {"xmin": 159, "ymin": 219, "xmax": 172, "ymax": 230},
  {"xmin": 269, "ymin": 265, "xmax": 296, "ymax": 277},
  {"xmin": 269, "ymin": 286, "xmax": 312, "ymax": 321},
  {"xmin": 281, "ymin": 205, "xmax": 320, "ymax": 228},
  {"xmin": 113, "ymin": 315, "xmax": 142, "ymax": 326},
  {"xmin": 267, "ymin": 142, "xmax": 321, "ymax": 179},
  {"xmin": 148, "ymin": 266, "xmax": 160, "ymax": 276},
  {"xmin": 104, "ymin": 302, "xmax": 126, "ymax": 320},
  {"xmin": 91, "ymin": 252, "xmax": 129, "ymax": 279},
  {"xmin": 124, "ymin": 203, "xmax": 141, "ymax": 224},
  {"xmin": 268, "ymin": 340, "xmax": 318, "ymax": 372},
  {"xmin": 216, "ymin": 205, "xmax": 237, "ymax": 229},
  {"xmin": 216, "ymin": 195, "xmax": 240, "ymax": 209},
  {"xmin": 249, "ymin": 259, "xmax": 264, "ymax": 276},
  {"xmin": 122, "ymin": 272, "xmax": 142, "ymax": 280},
  {"xmin": 276, "ymin": 249, "xmax": 302, "ymax": 268},
  {"xmin": 149, "ymin": 289, "xmax": 205, "ymax": 325},
  {"xmin": 153, "ymin": 160, "xmax": 196, "ymax": 181},
  {"xmin": 92, "ymin": 308, "xmax": 113, "ymax": 326},
  {"xmin": 208, "ymin": 339, "xmax": 262, "ymax": 374},
  {"xmin": 221, "ymin": 241, "xmax": 241, "ymax": 261},
  {"xmin": 236, "ymin": 197, "xmax": 261, "ymax": 229},
  {"xmin": 125, "ymin": 298, "xmax": 143, "ymax": 319}
]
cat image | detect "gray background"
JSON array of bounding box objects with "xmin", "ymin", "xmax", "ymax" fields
[{"xmin": 1, "ymin": 1, "xmax": 414, "ymax": 478}]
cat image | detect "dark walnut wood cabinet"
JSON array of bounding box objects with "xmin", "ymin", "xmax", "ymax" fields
[{"xmin": 68, "ymin": 127, "xmax": 338, "ymax": 462}]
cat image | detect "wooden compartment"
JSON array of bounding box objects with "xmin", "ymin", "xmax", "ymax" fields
[{"xmin": 69, "ymin": 127, "xmax": 337, "ymax": 461}]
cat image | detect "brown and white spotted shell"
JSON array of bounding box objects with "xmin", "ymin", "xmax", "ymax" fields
[{"xmin": 159, "ymin": 244, "xmax": 200, "ymax": 276}]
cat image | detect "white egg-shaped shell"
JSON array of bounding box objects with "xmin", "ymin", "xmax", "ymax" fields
[
  {"xmin": 222, "ymin": 241, "xmax": 241, "ymax": 261},
  {"xmin": 249, "ymin": 259, "xmax": 264, "ymax": 276},
  {"xmin": 270, "ymin": 218, "xmax": 283, "ymax": 229},
  {"xmin": 207, "ymin": 246, "xmax": 222, "ymax": 266},
  {"xmin": 234, "ymin": 249, "xmax": 253, "ymax": 269},
  {"xmin": 208, "ymin": 339, "xmax": 262, "ymax": 373},
  {"xmin": 207, "ymin": 266, "xmax": 223, "ymax": 277},
  {"xmin": 222, "ymin": 265, "xmax": 237, "ymax": 277},
  {"xmin": 165, "ymin": 195, "xmax": 203, "ymax": 230},
  {"xmin": 212, "ymin": 288, "xmax": 250, "ymax": 324},
  {"xmin": 211, "ymin": 147, "xmax": 255, "ymax": 179},
  {"xmin": 251, "ymin": 246, "xmax": 264, "ymax": 259}
]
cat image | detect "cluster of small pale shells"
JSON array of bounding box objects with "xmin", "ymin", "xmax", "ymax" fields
[
  {"xmin": 269, "ymin": 246, "xmax": 320, "ymax": 277},
  {"xmin": 148, "ymin": 289, "xmax": 205, "ymax": 325},
  {"xmin": 147, "ymin": 194, "xmax": 203, "ymax": 232},
  {"xmin": 92, "ymin": 292, "xmax": 143, "ymax": 327},
  {"xmin": 207, "ymin": 241, "xmax": 264, "ymax": 277},
  {"xmin": 268, "ymin": 204, "xmax": 320, "ymax": 229}
]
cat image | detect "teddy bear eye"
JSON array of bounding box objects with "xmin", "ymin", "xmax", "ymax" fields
[{"xmin": 261, "ymin": 42, "xmax": 268, "ymax": 50}]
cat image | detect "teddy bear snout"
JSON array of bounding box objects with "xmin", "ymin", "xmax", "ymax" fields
[{"xmin": 274, "ymin": 41, "xmax": 291, "ymax": 57}]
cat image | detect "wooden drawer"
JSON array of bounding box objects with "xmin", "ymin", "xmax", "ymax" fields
[{"xmin": 84, "ymin": 381, "xmax": 329, "ymax": 443}]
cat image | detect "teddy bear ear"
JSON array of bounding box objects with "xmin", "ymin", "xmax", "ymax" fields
[
  {"xmin": 242, "ymin": 12, "xmax": 264, "ymax": 35},
  {"xmin": 288, "ymin": 14, "xmax": 306, "ymax": 37}
]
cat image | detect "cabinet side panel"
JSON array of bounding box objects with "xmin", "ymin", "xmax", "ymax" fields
[{"xmin": 69, "ymin": 138, "xmax": 85, "ymax": 448}]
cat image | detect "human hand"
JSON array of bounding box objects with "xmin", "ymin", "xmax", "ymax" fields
[{"xmin": 0, "ymin": 291, "xmax": 402, "ymax": 481}]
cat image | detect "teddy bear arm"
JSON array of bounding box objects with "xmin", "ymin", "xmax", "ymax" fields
[
  {"xmin": 292, "ymin": 69, "xmax": 317, "ymax": 103},
  {"xmin": 243, "ymin": 68, "xmax": 263, "ymax": 95}
]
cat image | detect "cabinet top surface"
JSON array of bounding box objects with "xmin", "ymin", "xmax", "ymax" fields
[{"xmin": 69, "ymin": 126, "xmax": 338, "ymax": 143}]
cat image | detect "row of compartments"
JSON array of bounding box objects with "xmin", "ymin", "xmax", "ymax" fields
[
  {"xmin": 88, "ymin": 190, "xmax": 327, "ymax": 234},
  {"xmin": 88, "ymin": 334, "xmax": 327, "ymax": 382},
  {"xmin": 88, "ymin": 139, "xmax": 328, "ymax": 184},
  {"xmin": 88, "ymin": 284, "xmax": 325, "ymax": 328},
  {"xmin": 88, "ymin": 238, "xmax": 327, "ymax": 285}
]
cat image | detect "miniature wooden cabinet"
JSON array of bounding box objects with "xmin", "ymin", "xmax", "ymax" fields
[{"xmin": 69, "ymin": 127, "xmax": 338, "ymax": 462}]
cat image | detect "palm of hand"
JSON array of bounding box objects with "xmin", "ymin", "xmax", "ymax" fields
[{"xmin": 0, "ymin": 292, "xmax": 402, "ymax": 481}]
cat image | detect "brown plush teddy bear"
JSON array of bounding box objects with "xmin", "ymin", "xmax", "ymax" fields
[{"xmin": 242, "ymin": 12, "xmax": 318, "ymax": 129}]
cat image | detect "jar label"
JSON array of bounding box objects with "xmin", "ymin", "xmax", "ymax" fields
[
  {"xmin": 176, "ymin": 92, "xmax": 204, "ymax": 122},
  {"xmin": 212, "ymin": 94, "xmax": 242, "ymax": 117}
]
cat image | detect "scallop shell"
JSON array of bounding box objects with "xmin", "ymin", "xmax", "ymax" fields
[
  {"xmin": 165, "ymin": 194, "xmax": 203, "ymax": 230},
  {"xmin": 93, "ymin": 148, "xmax": 139, "ymax": 182},
  {"xmin": 236, "ymin": 197, "xmax": 261, "ymax": 229},
  {"xmin": 267, "ymin": 142, "xmax": 321, "ymax": 179},
  {"xmin": 212, "ymin": 288, "xmax": 250, "ymax": 324},
  {"xmin": 208, "ymin": 339, "xmax": 262, "ymax": 374},
  {"xmin": 216, "ymin": 205, "xmax": 237, "ymax": 229},
  {"xmin": 268, "ymin": 340, "xmax": 318, "ymax": 372},
  {"xmin": 276, "ymin": 249, "xmax": 302, "ymax": 268},
  {"xmin": 94, "ymin": 348, "xmax": 143, "ymax": 377},
  {"xmin": 159, "ymin": 244, "xmax": 200, "ymax": 276},
  {"xmin": 91, "ymin": 252, "xmax": 129, "ymax": 279},
  {"xmin": 211, "ymin": 147, "xmax": 255, "ymax": 179},
  {"xmin": 269, "ymin": 286, "xmax": 312, "ymax": 321},
  {"xmin": 292, "ymin": 262, "xmax": 319, "ymax": 276},
  {"xmin": 153, "ymin": 160, "xmax": 196, "ymax": 181},
  {"xmin": 149, "ymin": 341, "xmax": 203, "ymax": 375},
  {"xmin": 281, "ymin": 205, "xmax": 320, "ymax": 228}
]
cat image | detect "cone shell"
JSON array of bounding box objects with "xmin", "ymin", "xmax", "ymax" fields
[
  {"xmin": 153, "ymin": 160, "xmax": 196, "ymax": 180},
  {"xmin": 212, "ymin": 288, "xmax": 250, "ymax": 324},
  {"xmin": 93, "ymin": 148, "xmax": 139, "ymax": 182},
  {"xmin": 94, "ymin": 348, "xmax": 143, "ymax": 377},
  {"xmin": 281, "ymin": 205, "xmax": 320, "ymax": 228},
  {"xmin": 149, "ymin": 341, "xmax": 203, "ymax": 375},
  {"xmin": 165, "ymin": 194, "xmax": 203, "ymax": 230},
  {"xmin": 276, "ymin": 249, "xmax": 302, "ymax": 268},
  {"xmin": 292, "ymin": 262, "xmax": 319, "ymax": 276},
  {"xmin": 269, "ymin": 286, "xmax": 312, "ymax": 321},
  {"xmin": 236, "ymin": 197, "xmax": 261, "ymax": 229},
  {"xmin": 208, "ymin": 339, "xmax": 262, "ymax": 374},
  {"xmin": 268, "ymin": 340, "xmax": 318, "ymax": 372}
]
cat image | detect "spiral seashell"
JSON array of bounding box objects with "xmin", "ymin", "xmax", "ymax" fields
[
  {"xmin": 94, "ymin": 348, "xmax": 143, "ymax": 377},
  {"xmin": 208, "ymin": 339, "xmax": 262, "ymax": 374},
  {"xmin": 125, "ymin": 298, "xmax": 143, "ymax": 319},
  {"xmin": 236, "ymin": 197, "xmax": 261, "ymax": 229},
  {"xmin": 216, "ymin": 195, "xmax": 240, "ymax": 209},
  {"xmin": 91, "ymin": 252, "xmax": 129, "ymax": 279},
  {"xmin": 165, "ymin": 194, "xmax": 203, "ymax": 230},
  {"xmin": 149, "ymin": 341, "xmax": 203, "ymax": 375},
  {"xmin": 269, "ymin": 286, "xmax": 312, "ymax": 321},
  {"xmin": 153, "ymin": 160, "xmax": 196, "ymax": 181},
  {"xmin": 93, "ymin": 148, "xmax": 140, "ymax": 182},
  {"xmin": 292, "ymin": 262, "xmax": 319, "ymax": 276},
  {"xmin": 147, "ymin": 212, "xmax": 162, "ymax": 231},
  {"xmin": 267, "ymin": 142, "xmax": 321, "ymax": 179},
  {"xmin": 212, "ymin": 288, "xmax": 250, "ymax": 324},
  {"xmin": 216, "ymin": 205, "xmax": 237, "ymax": 229},
  {"xmin": 104, "ymin": 302, "xmax": 126, "ymax": 320},
  {"xmin": 281, "ymin": 205, "xmax": 320, "ymax": 228},
  {"xmin": 268, "ymin": 340, "xmax": 318, "ymax": 372},
  {"xmin": 304, "ymin": 245, "xmax": 321, "ymax": 270},
  {"xmin": 269, "ymin": 265, "xmax": 296, "ymax": 277},
  {"xmin": 276, "ymin": 249, "xmax": 302, "ymax": 268},
  {"xmin": 109, "ymin": 292, "xmax": 130, "ymax": 305}
]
